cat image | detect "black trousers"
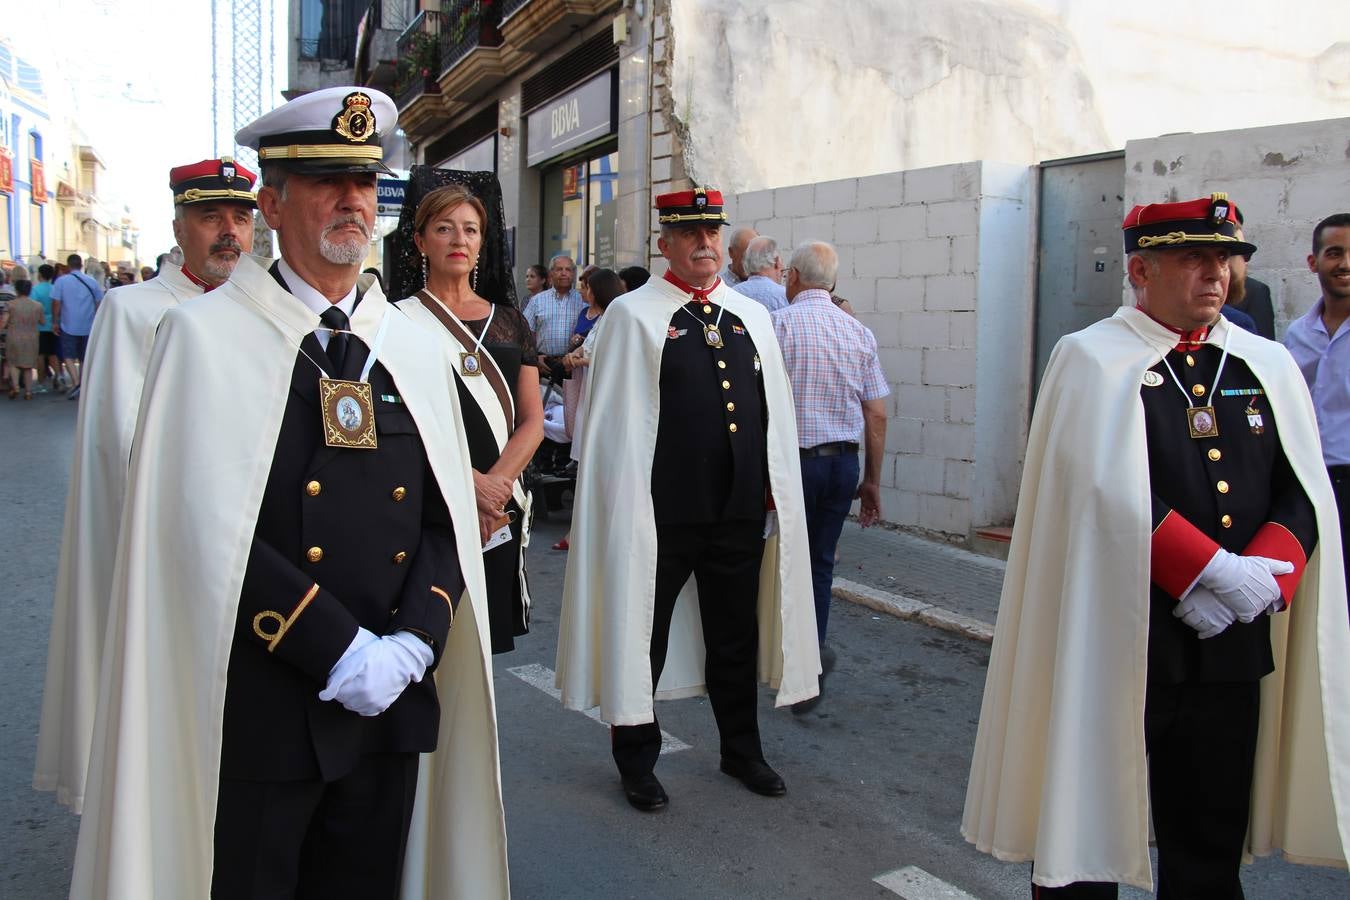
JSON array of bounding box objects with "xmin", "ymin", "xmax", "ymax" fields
[
  {"xmin": 212, "ymin": 752, "xmax": 420, "ymax": 900},
  {"xmin": 1329, "ymin": 465, "xmax": 1350, "ymax": 626},
  {"xmin": 612, "ymin": 520, "xmax": 766, "ymax": 778},
  {"xmin": 1033, "ymin": 681, "xmax": 1260, "ymax": 900}
]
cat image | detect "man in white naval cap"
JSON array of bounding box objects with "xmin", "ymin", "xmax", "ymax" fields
[{"xmin": 69, "ymin": 87, "xmax": 508, "ymax": 900}]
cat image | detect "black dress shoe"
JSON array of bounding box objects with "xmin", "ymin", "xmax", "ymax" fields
[
  {"xmin": 719, "ymin": 757, "xmax": 787, "ymax": 796},
  {"xmin": 621, "ymin": 773, "xmax": 669, "ymax": 811}
]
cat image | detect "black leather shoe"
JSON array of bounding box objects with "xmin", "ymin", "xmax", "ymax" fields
[
  {"xmin": 719, "ymin": 757, "xmax": 787, "ymax": 796},
  {"xmin": 621, "ymin": 773, "xmax": 669, "ymax": 811}
]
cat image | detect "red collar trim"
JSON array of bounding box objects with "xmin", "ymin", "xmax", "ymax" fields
[
  {"xmin": 181, "ymin": 266, "xmax": 218, "ymax": 292},
  {"xmin": 1135, "ymin": 303, "xmax": 1209, "ymax": 350},
  {"xmin": 663, "ymin": 269, "xmax": 721, "ymax": 302}
]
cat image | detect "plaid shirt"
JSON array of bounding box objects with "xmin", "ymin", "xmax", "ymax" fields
[
  {"xmin": 522, "ymin": 287, "xmax": 585, "ymax": 355},
  {"xmin": 772, "ymin": 289, "xmax": 889, "ymax": 447}
]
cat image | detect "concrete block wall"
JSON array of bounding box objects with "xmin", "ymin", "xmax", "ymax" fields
[
  {"xmin": 720, "ymin": 162, "xmax": 1034, "ymax": 538},
  {"xmin": 1124, "ymin": 117, "xmax": 1350, "ymax": 332}
]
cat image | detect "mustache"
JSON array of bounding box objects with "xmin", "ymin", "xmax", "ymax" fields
[
  {"xmin": 209, "ymin": 236, "xmax": 244, "ymax": 255},
  {"xmin": 323, "ymin": 215, "xmax": 370, "ymax": 240},
  {"xmin": 692, "ymin": 249, "xmax": 718, "ymax": 260}
]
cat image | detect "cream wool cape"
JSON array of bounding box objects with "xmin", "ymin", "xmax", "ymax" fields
[
  {"xmin": 962, "ymin": 307, "xmax": 1350, "ymax": 890},
  {"xmin": 554, "ymin": 276, "xmax": 820, "ymax": 724},
  {"xmin": 70, "ymin": 255, "xmax": 509, "ymax": 900},
  {"xmin": 36, "ymin": 263, "xmax": 202, "ymax": 813}
]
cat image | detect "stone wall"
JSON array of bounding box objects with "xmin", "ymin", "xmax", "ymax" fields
[
  {"xmin": 1124, "ymin": 117, "xmax": 1350, "ymax": 330},
  {"xmin": 721, "ymin": 161, "xmax": 1035, "ymax": 537}
]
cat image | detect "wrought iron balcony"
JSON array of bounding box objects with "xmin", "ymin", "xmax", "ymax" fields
[
  {"xmin": 440, "ymin": 0, "xmax": 504, "ymax": 74},
  {"xmin": 394, "ymin": 9, "xmax": 445, "ymax": 109}
]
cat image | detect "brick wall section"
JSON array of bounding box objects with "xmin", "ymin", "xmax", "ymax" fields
[{"xmin": 720, "ymin": 162, "xmax": 1032, "ymax": 537}]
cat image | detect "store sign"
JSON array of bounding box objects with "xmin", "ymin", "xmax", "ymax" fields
[
  {"xmin": 376, "ymin": 178, "xmax": 405, "ymax": 217},
  {"xmin": 526, "ymin": 72, "xmax": 613, "ymax": 167},
  {"xmin": 0, "ymin": 151, "xmax": 12, "ymax": 194},
  {"xmin": 30, "ymin": 159, "xmax": 47, "ymax": 204},
  {"xmin": 593, "ymin": 198, "xmax": 616, "ymax": 268},
  {"xmin": 438, "ymin": 134, "xmax": 496, "ymax": 173}
]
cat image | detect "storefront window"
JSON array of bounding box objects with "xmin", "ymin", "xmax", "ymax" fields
[{"xmin": 541, "ymin": 149, "xmax": 617, "ymax": 270}]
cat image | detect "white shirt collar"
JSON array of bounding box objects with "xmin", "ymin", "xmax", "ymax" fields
[{"xmin": 278, "ymin": 257, "xmax": 358, "ymax": 323}]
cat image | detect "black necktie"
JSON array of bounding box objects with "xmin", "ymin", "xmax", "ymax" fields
[{"xmin": 320, "ymin": 306, "xmax": 350, "ymax": 376}]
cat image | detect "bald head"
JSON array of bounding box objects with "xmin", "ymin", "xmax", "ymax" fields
[{"xmin": 727, "ymin": 226, "xmax": 758, "ymax": 279}]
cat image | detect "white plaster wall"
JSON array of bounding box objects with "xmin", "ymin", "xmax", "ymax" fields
[
  {"xmin": 1124, "ymin": 117, "xmax": 1350, "ymax": 333},
  {"xmin": 666, "ymin": 0, "xmax": 1349, "ymax": 196}
]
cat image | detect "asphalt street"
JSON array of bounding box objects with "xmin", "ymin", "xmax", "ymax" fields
[{"xmin": 3, "ymin": 395, "xmax": 1348, "ymax": 899}]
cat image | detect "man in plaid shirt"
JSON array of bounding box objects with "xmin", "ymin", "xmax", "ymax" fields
[
  {"xmin": 772, "ymin": 241, "xmax": 888, "ymax": 697},
  {"xmin": 523, "ymin": 253, "xmax": 585, "ymax": 360}
]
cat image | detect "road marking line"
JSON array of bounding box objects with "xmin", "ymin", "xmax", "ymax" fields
[
  {"xmin": 506, "ymin": 663, "xmax": 691, "ymax": 753},
  {"xmin": 874, "ymin": 865, "xmax": 976, "ymax": 899}
]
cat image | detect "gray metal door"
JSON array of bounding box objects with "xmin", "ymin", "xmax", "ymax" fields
[{"xmin": 1033, "ymin": 152, "xmax": 1125, "ymax": 392}]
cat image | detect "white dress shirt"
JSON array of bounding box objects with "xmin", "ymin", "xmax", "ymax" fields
[{"xmin": 279, "ymin": 257, "xmax": 357, "ymax": 352}]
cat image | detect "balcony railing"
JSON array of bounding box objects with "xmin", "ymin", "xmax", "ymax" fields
[
  {"xmin": 395, "ymin": 9, "xmax": 444, "ymax": 108},
  {"xmin": 439, "ymin": 0, "xmax": 503, "ymax": 73},
  {"xmin": 499, "ymin": 0, "xmax": 531, "ymax": 19}
]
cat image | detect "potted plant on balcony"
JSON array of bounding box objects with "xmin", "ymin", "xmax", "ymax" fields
[
  {"xmin": 447, "ymin": 0, "xmax": 502, "ymax": 50},
  {"xmin": 395, "ymin": 31, "xmax": 442, "ymax": 98}
]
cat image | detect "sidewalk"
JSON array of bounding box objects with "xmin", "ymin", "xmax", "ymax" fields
[{"xmin": 831, "ymin": 524, "xmax": 1005, "ymax": 643}]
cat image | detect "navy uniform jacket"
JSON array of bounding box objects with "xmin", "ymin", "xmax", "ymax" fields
[
  {"xmin": 651, "ymin": 299, "xmax": 768, "ymax": 525},
  {"xmin": 219, "ymin": 289, "xmax": 461, "ymax": 783},
  {"xmin": 1143, "ymin": 338, "xmax": 1316, "ymax": 684}
]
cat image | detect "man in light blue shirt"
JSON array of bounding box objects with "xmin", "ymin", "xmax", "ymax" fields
[
  {"xmin": 522, "ymin": 253, "xmax": 584, "ymax": 360},
  {"xmin": 1283, "ymin": 212, "xmax": 1350, "ymax": 614},
  {"xmin": 51, "ymin": 254, "xmax": 104, "ymax": 399},
  {"xmin": 731, "ymin": 235, "xmax": 788, "ymax": 313}
]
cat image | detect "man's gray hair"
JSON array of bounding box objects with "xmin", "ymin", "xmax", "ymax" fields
[
  {"xmin": 789, "ymin": 240, "xmax": 839, "ymax": 290},
  {"xmin": 1127, "ymin": 248, "xmax": 1160, "ymax": 292},
  {"xmin": 261, "ymin": 163, "xmax": 290, "ymax": 199},
  {"xmin": 743, "ymin": 236, "xmax": 780, "ymax": 275},
  {"xmin": 549, "ymin": 252, "xmax": 576, "ymax": 270}
]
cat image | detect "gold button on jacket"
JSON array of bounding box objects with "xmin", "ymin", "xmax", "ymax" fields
[
  {"xmin": 729, "ymin": 423, "xmax": 738, "ymax": 433},
  {"xmin": 1192, "ymin": 384, "xmax": 1206, "ymax": 397},
  {"xmin": 1220, "ymin": 515, "xmax": 1233, "ymax": 528},
  {"xmin": 391, "ymin": 486, "xmax": 407, "ymax": 502},
  {"xmin": 1208, "ymin": 449, "xmax": 1222, "ymax": 461},
  {"xmin": 392, "ymin": 551, "xmax": 407, "ymax": 565},
  {"xmin": 306, "ymin": 546, "xmax": 324, "ymax": 563},
  {"xmin": 305, "ymin": 480, "xmax": 321, "ymax": 497},
  {"xmin": 1217, "ymin": 480, "xmax": 1230, "ymax": 494}
]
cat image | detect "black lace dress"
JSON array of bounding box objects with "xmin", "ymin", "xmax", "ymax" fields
[{"xmin": 455, "ymin": 303, "xmax": 538, "ymax": 654}]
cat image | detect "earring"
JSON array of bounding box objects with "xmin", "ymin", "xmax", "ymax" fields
[
  {"xmin": 422, "ymin": 254, "xmax": 428, "ymax": 286},
  {"xmin": 472, "ymin": 263, "xmax": 479, "ymax": 293}
]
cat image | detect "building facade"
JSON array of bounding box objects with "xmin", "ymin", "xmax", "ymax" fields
[{"xmin": 0, "ymin": 40, "xmax": 52, "ymax": 267}]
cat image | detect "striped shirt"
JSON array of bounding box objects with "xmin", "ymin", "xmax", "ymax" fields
[
  {"xmin": 522, "ymin": 287, "xmax": 585, "ymax": 356},
  {"xmin": 772, "ymin": 289, "xmax": 889, "ymax": 447}
]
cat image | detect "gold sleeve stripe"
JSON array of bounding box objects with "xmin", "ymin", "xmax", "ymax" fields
[
  {"xmin": 251, "ymin": 583, "xmax": 321, "ymax": 652},
  {"xmin": 258, "ymin": 144, "xmax": 384, "ymax": 161},
  {"xmin": 430, "ymin": 585, "xmax": 455, "ymax": 628}
]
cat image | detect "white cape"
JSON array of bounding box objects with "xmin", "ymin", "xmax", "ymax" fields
[
  {"xmin": 555, "ymin": 276, "xmax": 820, "ymax": 725},
  {"xmin": 962, "ymin": 308, "xmax": 1350, "ymax": 889},
  {"xmin": 70, "ymin": 255, "xmax": 509, "ymax": 899},
  {"xmin": 36, "ymin": 263, "xmax": 202, "ymax": 812}
]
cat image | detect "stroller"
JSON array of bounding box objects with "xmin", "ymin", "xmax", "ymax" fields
[{"xmin": 523, "ymin": 368, "xmax": 576, "ymax": 517}]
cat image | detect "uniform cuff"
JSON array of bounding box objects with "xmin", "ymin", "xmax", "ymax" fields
[
  {"xmin": 1244, "ymin": 521, "xmax": 1307, "ymax": 607},
  {"xmin": 1151, "ymin": 509, "xmax": 1221, "ymax": 600}
]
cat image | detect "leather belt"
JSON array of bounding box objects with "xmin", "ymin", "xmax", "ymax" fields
[{"xmin": 800, "ymin": 441, "xmax": 859, "ymax": 459}]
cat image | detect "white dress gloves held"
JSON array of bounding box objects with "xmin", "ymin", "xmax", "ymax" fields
[
  {"xmin": 1195, "ymin": 549, "xmax": 1294, "ymax": 623},
  {"xmin": 319, "ymin": 627, "xmax": 435, "ymax": 717},
  {"xmin": 1173, "ymin": 586, "xmax": 1236, "ymax": 639}
]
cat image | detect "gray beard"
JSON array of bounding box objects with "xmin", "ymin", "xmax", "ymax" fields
[{"xmin": 320, "ymin": 235, "xmax": 367, "ymax": 266}]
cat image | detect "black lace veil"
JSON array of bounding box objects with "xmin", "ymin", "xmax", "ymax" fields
[{"xmin": 388, "ymin": 166, "xmax": 518, "ymax": 308}]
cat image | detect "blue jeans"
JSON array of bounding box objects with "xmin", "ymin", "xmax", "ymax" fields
[{"xmin": 799, "ymin": 452, "xmax": 859, "ymax": 642}]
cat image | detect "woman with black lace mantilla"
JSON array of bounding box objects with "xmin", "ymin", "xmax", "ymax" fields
[{"xmin": 396, "ymin": 181, "xmax": 544, "ymax": 654}]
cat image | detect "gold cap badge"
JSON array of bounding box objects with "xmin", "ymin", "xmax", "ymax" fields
[{"xmin": 333, "ymin": 92, "xmax": 376, "ymax": 143}]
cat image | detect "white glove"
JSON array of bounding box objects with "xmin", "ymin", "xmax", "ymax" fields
[
  {"xmin": 1195, "ymin": 549, "xmax": 1294, "ymax": 623},
  {"xmin": 1173, "ymin": 586, "xmax": 1236, "ymax": 639},
  {"xmin": 319, "ymin": 629, "xmax": 434, "ymax": 717}
]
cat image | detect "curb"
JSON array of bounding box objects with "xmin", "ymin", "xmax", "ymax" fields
[{"xmin": 832, "ymin": 577, "xmax": 994, "ymax": 644}]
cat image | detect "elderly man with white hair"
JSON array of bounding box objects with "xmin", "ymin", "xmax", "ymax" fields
[
  {"xmin": 719, "ymin": 224, "xmax": 758, "ymax": 287},
  {"xmin": 732, "ymin": 235, "xmax": 789, "ymax": 313},
  {"xmin": 772, "ymin": 240, "xmax": 889, "ymax": 708}
]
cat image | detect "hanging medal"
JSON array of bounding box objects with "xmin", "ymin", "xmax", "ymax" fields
[
  {"xmin": 459, "ymin": 304, "xmax": 495, "ymax": 377},
  {"xmin": 316, "ymin": 311, "xmax": 390, "ymax": 450},
  {"xmin": 682, "ymin": 302, "xmax": 725, "ymax": 348},
  {"xmin": 1159, "ymin": 330, "xmax": 1230, "ymax": 441}
]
